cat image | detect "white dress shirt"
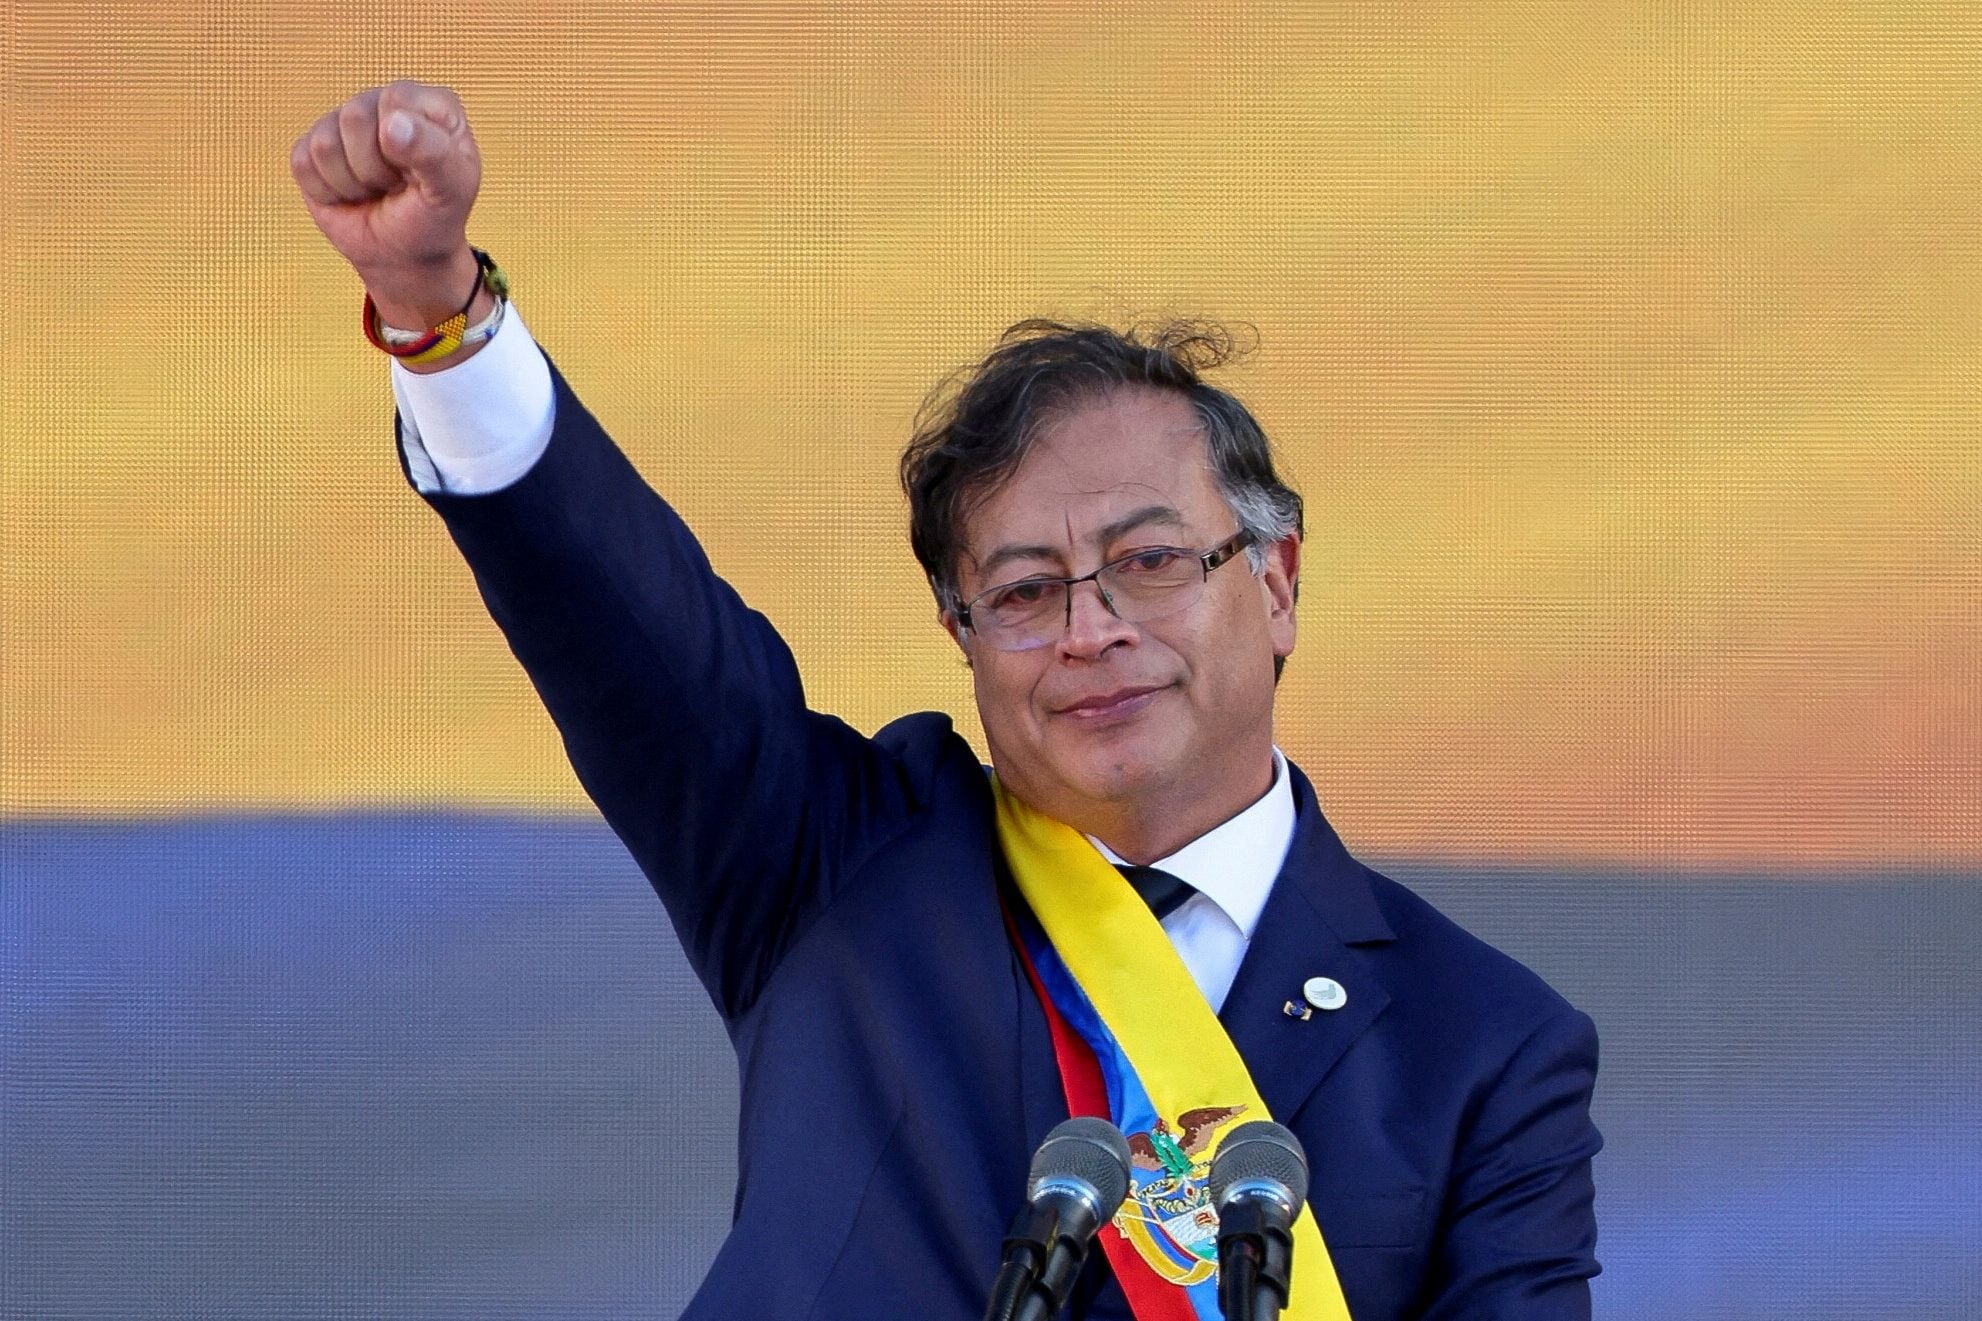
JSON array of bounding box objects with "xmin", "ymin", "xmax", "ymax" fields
[
  {"xmin": 1084, "ymin": 749, "xmax": 1295, "ymax": 1012},
  {"xmin": 391, "ymin": 303, "xmax": 555, "ymax": 497},
  {"xmin": 391, "ymin": 312, "xmax": 1298, "ymax": 1011}
]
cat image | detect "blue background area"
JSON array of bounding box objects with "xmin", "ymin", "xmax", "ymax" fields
[{"xmin": 3, "ymin": 815, "xmax": 1978, "ymax": 1318}]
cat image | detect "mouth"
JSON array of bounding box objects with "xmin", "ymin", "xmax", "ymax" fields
[{"xmin": 1053, "ymin": 684, "xmax": 1170, "ymax": 724}]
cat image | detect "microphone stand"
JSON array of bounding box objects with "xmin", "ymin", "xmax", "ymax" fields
[
  {"xmin": 1014, "ymin": 1229, "xmax": 1088, "ymax": 1321},
  {"xmin": 984, "ymin": 1201, "xmax": 1053, "ymax": 1321},
  {"xmin": 1215, "ymin": 1198, "xmax": 1294, "ymax": 1321},
  {"xmin": 983, "ymin": 1118, "xmax": 1130, "ymax": 1321},
  {"xmin": 983, "ymin": 1200, "xmax": 1099, "ymax": 1321}
]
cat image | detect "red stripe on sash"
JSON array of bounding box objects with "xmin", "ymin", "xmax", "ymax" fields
[{"xmin": 1003, "ymin": 902, "xmax": 1200, "ymax": 1321}]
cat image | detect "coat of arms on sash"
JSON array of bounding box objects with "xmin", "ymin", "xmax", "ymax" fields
[{"xmin": 1112, "ymin": 1104, "xmax": 1249, "ymax": 1284}]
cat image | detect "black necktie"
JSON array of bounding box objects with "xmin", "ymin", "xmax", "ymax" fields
[{"xmin": 1116, "ymin": 864, "xmax": 1195, "ymax": 920}]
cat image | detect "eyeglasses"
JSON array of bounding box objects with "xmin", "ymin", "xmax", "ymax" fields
[{"xmin": 956, "ymin": 530, "xmax": 1254, "ymax": 653}]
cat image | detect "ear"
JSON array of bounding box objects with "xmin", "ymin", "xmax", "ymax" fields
[
  {"xmin": 940, "ymin": 606, "xmax": 975, "ymax": 669},
  {"xmin": 1259, "ymin": 533, "xmax": 1300, "ymax": 660}
]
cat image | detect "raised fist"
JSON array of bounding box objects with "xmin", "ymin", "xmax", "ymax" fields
[{"xmin": 290, "ymin": 81, "xmax": 483, "ymax": 327}]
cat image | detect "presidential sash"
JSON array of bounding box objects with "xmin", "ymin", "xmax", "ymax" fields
[{"xmin": 994, "ymin": 775, "xmax": 1352, "ymax": 1321}]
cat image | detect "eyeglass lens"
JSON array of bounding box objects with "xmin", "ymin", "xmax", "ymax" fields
[{"xmin": 975, "ymin": 549, "xmax": 1206, "ymax": 651}]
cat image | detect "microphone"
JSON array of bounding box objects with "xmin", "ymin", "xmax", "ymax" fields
[
  {"xmin": 1209, "ymin": 1121, "xmax": 1310, "ymax": 1321},
  {"xmin": 982, "ymin": 1117, "xmax": 1132, "ymax": 1321}
]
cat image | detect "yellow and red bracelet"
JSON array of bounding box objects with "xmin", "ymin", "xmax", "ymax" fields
[{"xmin": 362, "ymin": 248, "xmax": 511, "ymax": 365}]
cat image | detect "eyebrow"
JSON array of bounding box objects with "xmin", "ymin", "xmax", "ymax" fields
[{"xmin": 975, "ymin": 505, "xmax": 1190, "ymax": 583}]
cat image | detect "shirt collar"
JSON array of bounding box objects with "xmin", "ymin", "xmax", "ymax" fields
[{"xmin": 1085, "ymin": 748, "xmax": 1295, "ymax": 940}]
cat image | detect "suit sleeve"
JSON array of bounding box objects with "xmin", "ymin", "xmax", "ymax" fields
[
  {"xmin": 1418, "ymin": 1009, "xmax": 1604, "ymax": 1320},
  {"xmin": 399, "ymin": 346, "xmax": 918, "ymax": 1020}
]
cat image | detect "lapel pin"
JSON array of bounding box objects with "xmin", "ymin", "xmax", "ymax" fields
[
  {"xmin": 1282, "ymin": 999, "xmax": 1313, "ymax": 1021},
  {"xmin": 1303, "ymin": 976, "xmax": 1348, "ymax": 1012}
]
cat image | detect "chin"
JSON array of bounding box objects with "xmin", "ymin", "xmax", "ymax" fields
[{"xmin": 1047, "ymin": 728, "xmax": 1184, "ymax": 804}]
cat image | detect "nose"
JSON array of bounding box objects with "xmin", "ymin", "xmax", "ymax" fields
[{"xmin": 1057, "ymin": 578, "xmax": 1137, "ymax": 659}]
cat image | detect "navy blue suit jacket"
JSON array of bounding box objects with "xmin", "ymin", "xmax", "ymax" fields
[{"xmin": 400, "ymin": 354, "xmax": 1602, "ymax": 1319}]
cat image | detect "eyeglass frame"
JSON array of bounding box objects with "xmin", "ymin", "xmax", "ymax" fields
[{"xmin": 952, "ymin": 528, "xmax": 1256, "ymax": 650}]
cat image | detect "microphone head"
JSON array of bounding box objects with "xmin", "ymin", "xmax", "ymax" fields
[
  {"xmin": 1027, "ymin": 1116, "xmax": 1133, "ymax": 1219},
  {"xmin": 1208, "ymin": 1120, "xmax": 1310, "ymax": 1213}
]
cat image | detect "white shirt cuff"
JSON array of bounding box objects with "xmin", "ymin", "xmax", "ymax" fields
[{"xmin": 391, "ymin": 304, "xmax": 555, "ymax": 496}]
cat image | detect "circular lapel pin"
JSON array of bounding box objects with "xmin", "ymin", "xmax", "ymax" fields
[{"xmin": 1302, "ymin": 976, "xmax": 1348, "ymax": 1012}]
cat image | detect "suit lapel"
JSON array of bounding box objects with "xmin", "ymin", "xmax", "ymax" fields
[
  {"xmin": 1015, "ymin": 936, "xmax": 1071, "ymax": 1139},
  {"xmin": 1218, "ymin": 763, "xmax": 1397, "ymax": 1127},
  {"xmin": 1001, "ymin": 859, "xmax": 1081, "ymax": 1145}
]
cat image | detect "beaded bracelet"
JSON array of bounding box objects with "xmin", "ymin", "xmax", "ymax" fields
[
  {"xmin": 382, "ymin": 291, "xmax": 506, "ymax": 353},
  {"xmin": 362, "ymin": 247, "xmax": 511, "ymax": 365}
]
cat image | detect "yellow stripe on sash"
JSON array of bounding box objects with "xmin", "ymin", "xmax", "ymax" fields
[{"xmin": 994, "ymin": 775, "xmax": 1352, "ymax": 1321}]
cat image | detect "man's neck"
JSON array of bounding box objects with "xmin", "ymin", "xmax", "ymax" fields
[{"xmin": 1083, "ymin": 751, "xmax": 1279, "ymax": 866}]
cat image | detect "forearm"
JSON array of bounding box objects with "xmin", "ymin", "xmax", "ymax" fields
[{"xmin": 407, "ymin": 355, "xmax": 912, "ymax": 1016}]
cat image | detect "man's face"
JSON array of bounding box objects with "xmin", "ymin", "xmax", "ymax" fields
[{"xmin": 945, "ymin": 385, "xmax": 1299, "ymax": 840}]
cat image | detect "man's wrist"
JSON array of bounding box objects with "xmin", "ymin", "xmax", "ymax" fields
[
  {"xmin": 365, "ymin": 246, "xmax": 497, "ymax": 374},
  {"xmin": 362, "ymin": 246, "xmax": 483, "ymax": 331}
]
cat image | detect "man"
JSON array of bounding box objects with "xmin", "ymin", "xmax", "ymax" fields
[{"xmin": 292, "ymin": 81, "xmax": 1601, "ymax": 1319}]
